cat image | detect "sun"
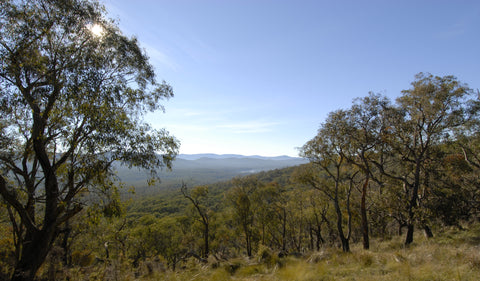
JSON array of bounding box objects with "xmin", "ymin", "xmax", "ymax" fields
[{"xmin": 89, "ymin": 23, "xmax": 104, "ymax": 37}]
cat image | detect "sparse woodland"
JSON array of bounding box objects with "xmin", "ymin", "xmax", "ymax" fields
[{"xmin": 1, "ymin": 0, "xmax": 480, "ymax": 280}]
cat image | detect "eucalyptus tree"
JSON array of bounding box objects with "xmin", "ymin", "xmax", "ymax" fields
[
  {"xmin": 0, "ymin": 0, "xmax": 178, "ymax": 279},
  {"xmin": 304, "ymin": 189, "xmax": 330, "ymax": 251},
  {"xmin": 438, "ymin": 90, "xmax": 480, "ymax": 225},
  {"xmin": 181, "ymin": 184, "xmax": 212, "ymax": 259},
  {"xmin": 377, "ymin": 73, "xmax": 473, "ymax": 245},
  {"xmin": 300, "ymin": 110, "xmax": 355, "ymax": 252},
  {"xmin": 253, "ymin": 181, "xmax": 283, "ymax": 249},
  {"xmin": 342, "ymin": 93, "xmax": 391, "ymax": 249},
  {"xmin": 227, "ymin": 176, "xmax": 261, "ymax": 257}
]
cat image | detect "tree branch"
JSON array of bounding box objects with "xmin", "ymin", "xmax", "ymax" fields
[{"xmin": 0, "ymin": 176, "xmax": 37, "ymax": 232}]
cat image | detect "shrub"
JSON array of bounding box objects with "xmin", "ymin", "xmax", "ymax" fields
[{"xmin": 71, "ymin": 250, "xmax": 94, "ymax": 267}]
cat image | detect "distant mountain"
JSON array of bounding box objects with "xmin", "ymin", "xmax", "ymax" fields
[
  {"xmin": 117, "ymin": 154, "xmax": 308, "ymax": 194},
  {"xmin": 177, "ymin": 153, "xmax": 302, "ymax": 161}
]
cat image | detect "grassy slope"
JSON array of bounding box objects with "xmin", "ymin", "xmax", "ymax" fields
[{"xmin": 62, "ymin": 223, "xmax": 480, "ymax": 281}]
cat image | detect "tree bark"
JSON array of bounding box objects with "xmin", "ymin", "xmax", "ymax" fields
[
  {"xmin": 245, "ymin": 225, "xmax": 252, "ymax": 257},
  {"xmin": 360, "ymin": 176, "xmax": 370, "ymax": 250},
  {"xmin": 334, "ymin": 199, "xmax": 349, "ymax": 252},
  {"xmin": 315, "ymin": 225, "xmax": 324, "ymax": 251},
  {"xmin": 405, "ymin": 224, "xmax": 414, "ymax": 245},
  {"xmin": 282, "ymin": 208, "xmax": 287, "ymax": 252},
  {"xmin": 423, "ymin": 225, "xmax": 433, "ymax": 238},
  {"xmin": 204, "ymin": 223, "xmax": 209, "ymax": 258},
  {"xmin": 308, "ymin": 224, "xmax": 314, "ymax": 251},
  {"xmin": 61, "ymin": 221, "xmax": 72, "ymax": 266},
  {"xmin": 405, "ymin": 161, "xmax": 421, "ymax": 245},
  {"xmin": 11, "ymin": 226, "xmax": 57, "ymax": 281}
]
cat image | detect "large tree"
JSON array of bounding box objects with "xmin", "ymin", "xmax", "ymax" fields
[
  {"xmin": 342, "ymin": 93, "xmax": 391, "ymax": 250},
  {"xmin": 0, "ymin": 0, "xmax": 179, "ymax": 279},
  {"xmin": 376, "ymin": 73, "xmax": 472, "ymax": 245}
]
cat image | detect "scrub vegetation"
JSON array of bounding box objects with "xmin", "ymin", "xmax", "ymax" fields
[{"xmin": 1, "ymin": 0, "xmax": 480, "ymax": 280}]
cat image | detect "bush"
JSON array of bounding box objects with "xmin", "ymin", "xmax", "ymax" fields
[
  {"xmin": 257, "ymin": 245, "xmax": 281, "ymax": 267},
  {"xmin": 224, "ymin": 261, "xmax": 242, "ymax": 275},
  {"xmin": 71, "ymin": 250, "xmax": 94, "ymax": 267}
]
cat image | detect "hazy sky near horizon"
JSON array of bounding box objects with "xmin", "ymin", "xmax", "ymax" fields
[{"xmin": 101, "ymin": 0, "xmax": 480, "ymax": 157}]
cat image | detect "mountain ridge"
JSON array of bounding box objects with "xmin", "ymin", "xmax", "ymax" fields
[
  {"xmin": 118, "ymin": 153, "xmax": 308, "ymax": 194},
  {"xmin": 177, "ymin": 153, "xmax": 301, "ymax": 161}
]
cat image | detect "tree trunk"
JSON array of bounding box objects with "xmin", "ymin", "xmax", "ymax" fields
[
  {"xmin": 423, "ymin": 225, "xmax": 433, "ymax": 238},
  {"xmin": 360, "ymin": 176, "xmax": 370, "ymax": 250},
  {"xmin": 204, "ymin": 223, "xmax": 209, "ymax": 258},
  {"xmin": 262, "ymin": 223, "xmax": 266, "ymax": 246},
  {"xmin": 244, "ymin": 223, "xmax": 252, "ymax": 257},
  {"xmin": 11, "ymin": 133, "xmax": 61, "ymax": 280},
  {"xmin": 315, "ymin": 225, "xmax": 324, "ymax": 251},
  {"xmin": 398, "ymin": 223, "xmax": 406, "ymax": 236},
  {"xmin": 405, "ymin": 224, "xmax": 414, "ymax": 245},
  {"xmin": 282, "ymin": 208, "xmax": 287, "ymax": 252},
  {"xmin": 340, "ymin": 236, "xmax": 350, "ymax": 252},
  {"xmin": 405, "ymin": 160, "xmax": 421, "ymax": 246},
  {"xmin": 11, "ymin": 226, "xmax": 56, "ymax": 281},
  {"xmin": 61, "ymin": 221, "xmax": 72, "ymax": 266},
  {"xmin": 246, "ymin": 232, "xmax": 252, "ymax": 257},
  {"xmin": 309, "ymin": 224, "xmax": 314, "ymax": 251},
  {"xmin": 334, "ymin": 199, "xmax": 349, "ymax": 252}
]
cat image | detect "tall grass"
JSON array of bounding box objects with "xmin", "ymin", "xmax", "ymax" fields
[{"xmin": 46, "ymin": 224, "xmax": 480, "ymax": 280}]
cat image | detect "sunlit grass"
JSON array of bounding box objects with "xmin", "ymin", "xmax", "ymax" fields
[{"xmin": 47, "ymin": 223, "xmax": 480, "ymax": 280}]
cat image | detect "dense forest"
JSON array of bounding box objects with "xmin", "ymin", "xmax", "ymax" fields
[{"xmin": 1, "ymin": 0, "xmax": 480, "ymax": 280}]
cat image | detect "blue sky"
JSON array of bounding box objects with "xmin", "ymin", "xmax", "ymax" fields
[{"xmin": 101, "ymin": 0, "xmax": 480, "ymax": 157}]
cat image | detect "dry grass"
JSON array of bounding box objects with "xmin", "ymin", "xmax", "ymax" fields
[{"xmin": 47, "ymin": 224, "xmax": 480, "ymax": 280}]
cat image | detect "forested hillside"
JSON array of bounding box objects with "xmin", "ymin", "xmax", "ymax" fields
[
  {"xmin": 116, "ymin": 154, "xmax": 307, "ymax": 193},
  {"xmin": 2, "ymin": 73, "xmax": 480, "ymax": 278},
  {"xmin": 1, "ymin": 0, "xmax": 480, "ymax": 280},
  {"xmin": 126, "ymin": 165, "xmax": 301, "ymax": 220}
]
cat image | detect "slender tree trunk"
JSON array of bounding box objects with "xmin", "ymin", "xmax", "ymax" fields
[
  {"xmin": 6, "ymin": 205, "xmax": 22, "ymax": 262},
  {"xmin": 244, "ymin": 223, "xmax": 252, "ymax": 257},
  {"xmin": 262, "ymin": 223, "xmax": 266, "ymax": 246},
  {"xmin": 204, "ymin": 223, "xmax": 209, "ymax": 258},
  {"xmin": 360, "ymin": 176, "xmax": 370, "ymax": 250},
  {"xmin": 334, "ymin": 199, "xmax": 349, "ymax": 252},
  {"xmin": 61, "ymin": 221, "xmax": 72, "ymax": 266},
  {"xmin": 398, "ymin": 223, "xmax": 406, "ymax": 236},
  {"xmin": 405, "ymin": 161, "xmax": 421, "ymax": 246},
  {"xmin": 340, "ymin": 235, "xmax": 350, "ymax": 252},
  {"xmin": 423, "ymin": 224, "xmax": 433, "ymax": 238},
  {"xmin": 246, "ymin": 233, "xmax": 252, "ymax": 257},
  {"xmin": 405, "ymin": 224, "xmax": 414, "ymax": 245},
  {"xmin": 309, "ymin": 224, "xmax": 314, "ymax": 251},
  {"xmin": 282, "ymin": 208, "xmax": 287, "ymax": 252},
  {"xmin": 315, "ymin": 225, "xmax": 324, "ymax": 251}
]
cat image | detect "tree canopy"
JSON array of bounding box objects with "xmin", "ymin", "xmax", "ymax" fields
[{"xmin": 0, "ymin": 0, "xmax": 178, "ymax": 279}]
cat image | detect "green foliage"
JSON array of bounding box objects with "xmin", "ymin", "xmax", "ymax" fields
[
  {"xmin": 257, "ymin": 245, "xmax": 281, "ymax": 267},
  {"xmin": 1, "ymin": 2, "xmax": 479, "ymax": 281},
  {"xmin": 71, "ymin": 250, "xmax": 94, "ymax": 267},
  {"xmin": 0, "ymin": 0, "xmax": 179, "ymax": 278},
  {"xmin": 0, "ymin": 223, "xmax": 15, "ymax": 279}
]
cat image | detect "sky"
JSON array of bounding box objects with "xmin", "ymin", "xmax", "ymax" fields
[{"xmin": 101, "ymin": 0, "xmax": 480, "ymax": 157}]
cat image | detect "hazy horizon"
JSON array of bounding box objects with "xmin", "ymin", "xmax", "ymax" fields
[{"xmin": 102, "ymin": 0, "xmax": 480, "ymax": 157}]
